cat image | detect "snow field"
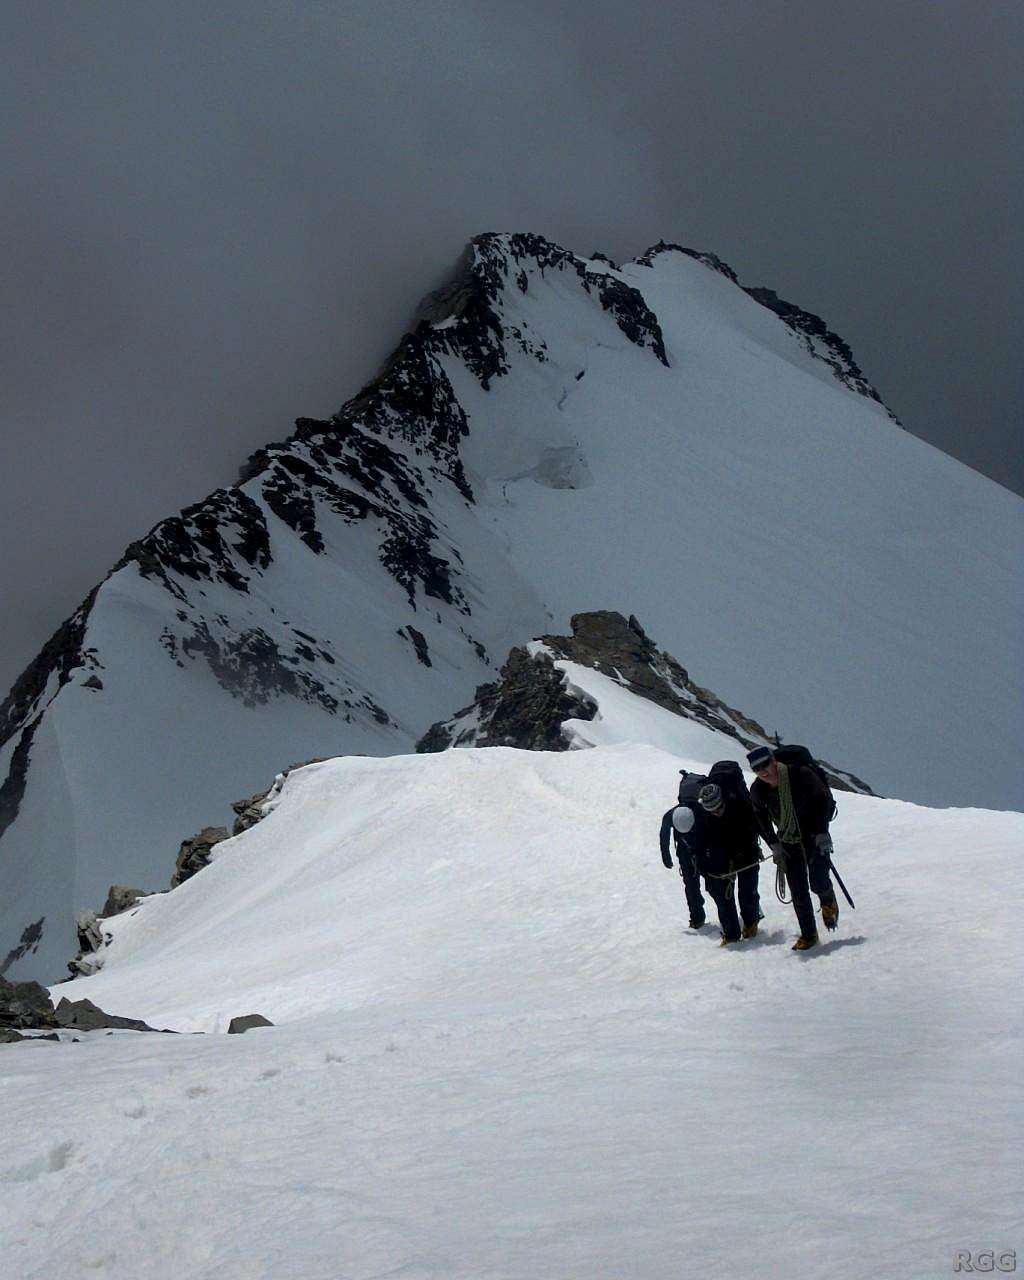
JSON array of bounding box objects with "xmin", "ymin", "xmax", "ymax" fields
[{"xmin": 0, "ymin": 741, "xmax": 1020, "ymax": 1279}]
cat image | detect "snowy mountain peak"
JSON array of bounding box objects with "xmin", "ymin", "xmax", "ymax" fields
[
  {"xmin": 2, "ymin": 229, "xmax": 1020, "ymax": 982},
  {"xmin": 416, "ymin": 231, "xmax": 671, "ymax": 380}
]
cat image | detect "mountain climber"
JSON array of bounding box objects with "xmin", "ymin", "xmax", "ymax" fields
[
  {"xmin": 747, "ymin": 745, "xmax": 839, "ymax": 951},
  {"xmin": 697, "ymin": 775, "xmax": 764, "ymax": 946},
  {"xmin": 659, "ymin": 789, "xmax": 709, "ymax": 930}
]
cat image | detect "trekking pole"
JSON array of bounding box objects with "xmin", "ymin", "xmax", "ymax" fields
[{"xmin": 829, "ymin": 858, "xmax": 856, "ymax": 909}]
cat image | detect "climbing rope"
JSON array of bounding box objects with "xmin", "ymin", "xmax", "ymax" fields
[{"xmin": 701, "ymin": 851, "xmax": 791, "ymax": 904}]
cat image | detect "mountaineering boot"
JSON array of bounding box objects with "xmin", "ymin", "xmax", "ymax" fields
[
  {"xmin": 821, "ymin": 899, "xmax": 839, "ymax": 931},
  {"xmin": 792, "ymin": 933, "xmax": 819, "ymax": 951},
  {"xmin": 741, "ymin": 922, "xmax": 758, "ymax": 939},
  {"xmin": 720, "ymin": 934, "xmax": 740, "ymax": 947},
  {"xmin": 689, "ymin": 915, "xmax": 706, "ymax": 930}
]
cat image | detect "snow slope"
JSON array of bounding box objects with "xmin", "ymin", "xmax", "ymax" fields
[
  {"xmin": 2, "ymin": 675, "xmax": 1019, "ymax": 1279},
  {"xmin": 3, "ymin": 232, "xmax": 1021, "ymax": 981},
  {"xmin": 449, "ymin": 243, "xmax": 1023, "ymax": 813}
]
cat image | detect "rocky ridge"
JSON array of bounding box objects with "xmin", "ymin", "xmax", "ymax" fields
[{"xmin": 418, "ymin": 611, "xmax": 874, "ymax": 796}]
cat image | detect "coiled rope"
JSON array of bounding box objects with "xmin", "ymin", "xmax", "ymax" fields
[{"xmin": 775, "ymin": 861, "xmax": 790, "ymax": 904}]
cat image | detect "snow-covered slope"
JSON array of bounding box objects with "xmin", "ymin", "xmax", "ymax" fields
[
  {"xmin": 2, "ymin": 232, "xmax": 1021, "ymax": 981},
  {"xmin": 4, "ymin": 695, "xmax": 1020, "ymax": 1279}
]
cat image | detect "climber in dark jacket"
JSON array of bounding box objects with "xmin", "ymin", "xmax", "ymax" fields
[
  {"xmin": 659, "ymin": 801, "xmax": 709, "ymax": 929},
  {"xmin": 697, "ymin": 781, "xmax": 764, "ymax": 945},
  {"xmin": 747, "ymin": 746, "xmax": 839, "ymax": 950}
]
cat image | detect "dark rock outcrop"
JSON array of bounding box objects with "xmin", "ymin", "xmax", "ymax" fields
[
  {"xmin": 418, "ymin": 646, "xmax": 597, "ymax": 753},
  {"xmin": 101, "ymin": 885, "xmax": 149, "ymax": 918},
  {"xmin": 70, "ymin": 911, "xmax": 105, "ymax": 975},
  {"xmin": 227, "ymin": 1014, "xmax": 274, "ymax": 1034},
  {"xmin": 231, "ymin": 758, "xmax": 328, "ymax": 836},
  {"xmin": 53, "ymin": 996, "xmax": 166, "ymax": 1033},
  {"xmin": 66, "ymin": 886, "xmax": 152, "ymax": 978},
  {"xmin": 743, "ymin": 286, "xmax": 897, "ymax": 417},
  {"xmin": 539, "ymin": 610, "xmax": 769, "ymax": 736},
  {"xmin": 0, "ymin": 974, "xmax": 57, "ymax": 1029},
  {"xmin": 398, "ymin": 625, "xmax": 432, "ymax": 667},
  {"xmin": 0, "ymin": 590, "xmax": 102, "ymax": 841},
  {"xmin": 172, "ymin": 826, "xmax": 231, "ymax": 887}
]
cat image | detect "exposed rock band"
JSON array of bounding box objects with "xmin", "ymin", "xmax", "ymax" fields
[{"xmin": 659, "ymin": 745, "xmax": 841, "ymax": 952}]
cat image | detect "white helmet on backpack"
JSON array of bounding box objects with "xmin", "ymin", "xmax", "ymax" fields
[{"xmin": 672, "ymin": 805, "xmax": 696, "ymax": 834}]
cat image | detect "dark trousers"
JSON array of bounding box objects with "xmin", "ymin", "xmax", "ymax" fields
[
  {"xmin": 706, "ymin": 864, "xmax": 761, "ymax": 941},
  {"xmin": 782, "ymin": 841, "xmax": 837, "ymax": 939},
  {"xmin": 678, "ymin": 847, "xmax": 707, "ymax": 925}
]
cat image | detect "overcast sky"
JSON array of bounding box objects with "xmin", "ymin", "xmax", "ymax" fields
[{"xmin": 2, "ymin": 0, "xmax": 1021, "ymax": 697}]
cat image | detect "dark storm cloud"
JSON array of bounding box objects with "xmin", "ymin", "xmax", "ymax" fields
[{"xmin": 2, "ymin": 0, "xmax": 1021, "ymax": 695}]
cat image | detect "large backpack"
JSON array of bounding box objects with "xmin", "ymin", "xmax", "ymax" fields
[
  {"xmin": 677, "ymin": 771, "xmax": 709, "ymax": 804},
  {"xmin": 707, "ymin": 759, "xmax": 755, "ymax": 816},
  {"xmin": 772, "ymin": 744, "xmax": 838, "ymax": 821}
]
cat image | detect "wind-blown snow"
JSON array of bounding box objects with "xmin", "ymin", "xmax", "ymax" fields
[{"xmin": 2, "ymin": 714, "xmax": 1019, "ymax": 1277}]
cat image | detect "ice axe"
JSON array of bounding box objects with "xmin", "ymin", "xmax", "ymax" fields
[{"xmin": 829, "ymin": 858, "xmax": 856, "ymax": 909}]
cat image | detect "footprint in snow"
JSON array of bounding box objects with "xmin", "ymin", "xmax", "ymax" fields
[{"xmin": 2, "ymin": 1139, "xmax": 75, "ymax": 1183}]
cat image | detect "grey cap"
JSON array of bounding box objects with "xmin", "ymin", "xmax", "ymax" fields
[{"xmin": 747, "ymin": 746, "xmax": 774, "ymax": 769}]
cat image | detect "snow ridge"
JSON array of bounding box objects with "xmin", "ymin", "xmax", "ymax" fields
[{"xmin": 7, "ymin": 732, "xmax": 1017, "ymax": 1280}]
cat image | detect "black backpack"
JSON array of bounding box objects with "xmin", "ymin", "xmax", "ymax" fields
[
  {"xmin": 677, "ymin": 771, "xmax": 709, "ymax": 804},
  {"xmin": 772, "ymin": 744, "xmax": 838, "ymax": 821},
  {"xmin": 707, "ymin": 759, "xmax": 755, "ymax": 816}
]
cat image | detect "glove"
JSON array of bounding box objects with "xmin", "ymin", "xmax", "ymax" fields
[
  {"xmin": 661, "ymin": 850, "xmax": 674, "ymax": 870},
  {"xmin": 770, "ymin": 842, "xmax": 786, "ymax": 866},
  {"xmin": 815, "ymin": 833, "xmax": 834, "ymax": 858}
]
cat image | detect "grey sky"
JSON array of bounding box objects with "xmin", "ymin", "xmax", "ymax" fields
[{"xmin": 2, "ymin": 0, "xmax": 1021, "ymax": 698}]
